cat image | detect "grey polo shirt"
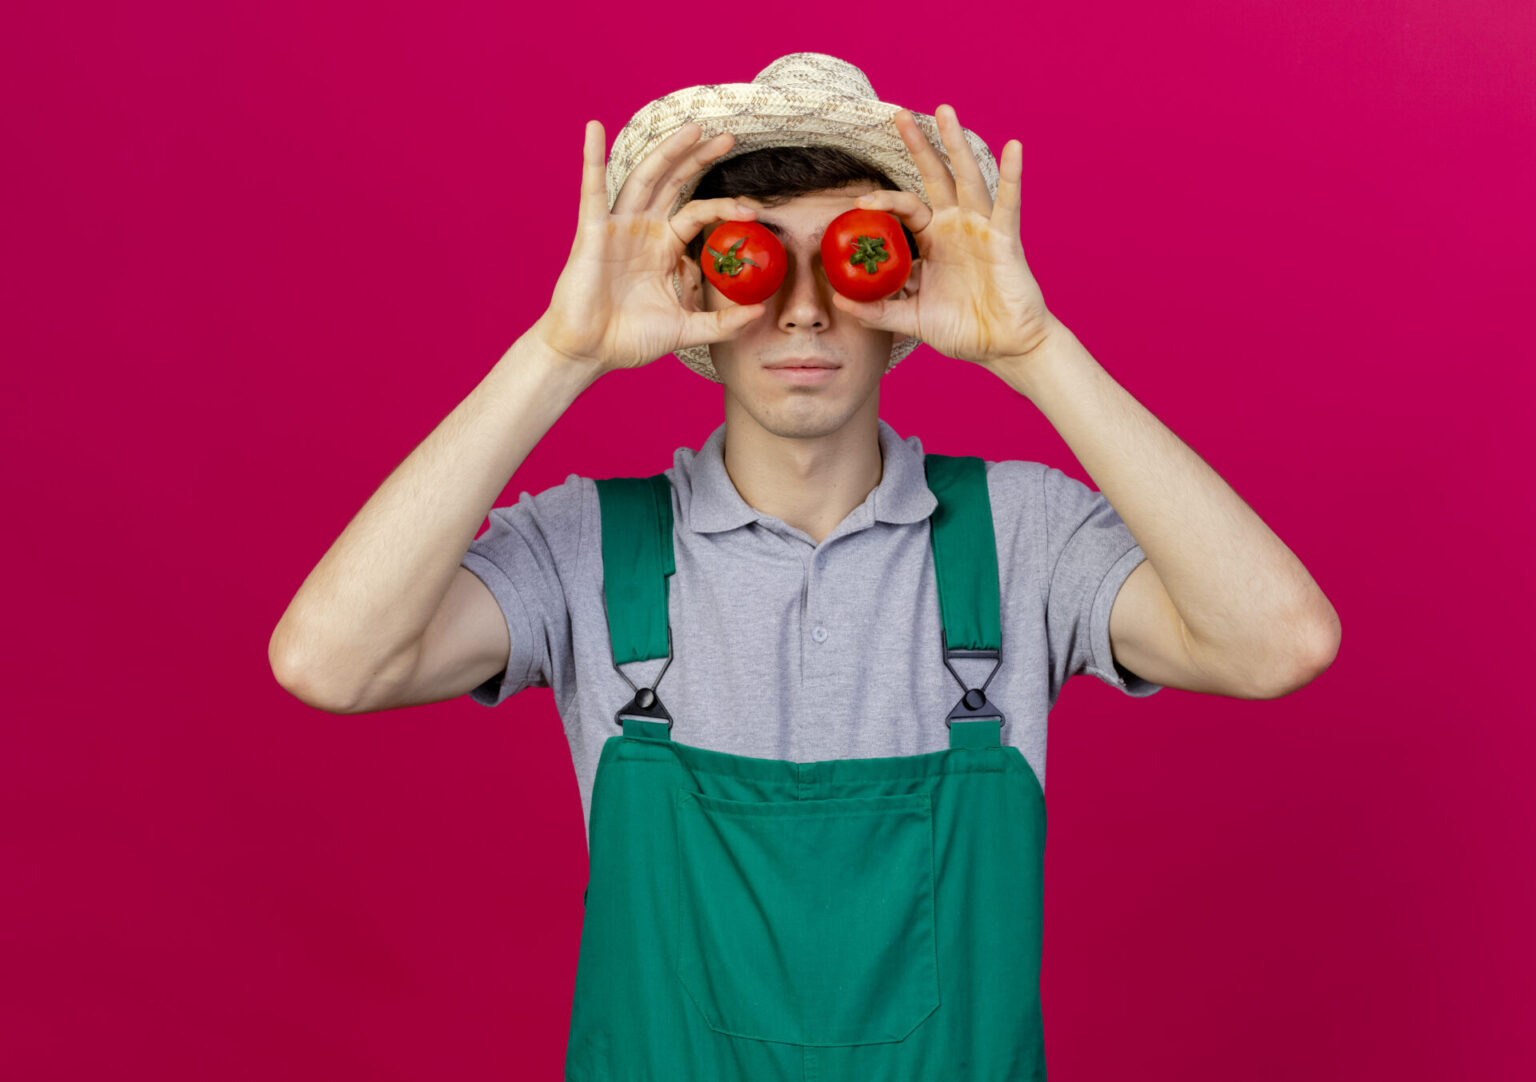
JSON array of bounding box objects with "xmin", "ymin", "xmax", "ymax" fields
[{"xmin": 461, "ymin": 417, "xmax": 1162, "ymax": 844}]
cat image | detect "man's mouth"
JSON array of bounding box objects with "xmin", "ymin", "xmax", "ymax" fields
[
  {"xmin": 766, "ymin": 364, "xmax": 839, "ymax": 384},
  {"xmin": 764, "ymin": 358, "xmax": 840, "ymax": 370}
]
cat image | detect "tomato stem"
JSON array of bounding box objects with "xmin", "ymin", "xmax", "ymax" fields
[
  {"xmin": 848, "ymin": 234, "xmax": 891, "ymax": 275},
  {"xmin": 706, "ymin": 237, "xmax": 761, "ymax": 277}
]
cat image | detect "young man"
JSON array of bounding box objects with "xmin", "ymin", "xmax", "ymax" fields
[
  {"xmin": 269, "ymin": 52, "xmax": 1340, "ymax": 1078},
  {"xmin": 270, "ymin": 47, "xmax": 1338, "ymax": 821}
]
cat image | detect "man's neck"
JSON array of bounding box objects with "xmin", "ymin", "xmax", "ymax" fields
[{"xmin": 720, "ymin": 412, "xmax": 884, "ymax": 546}]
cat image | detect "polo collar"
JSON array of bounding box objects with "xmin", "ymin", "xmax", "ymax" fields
[{"xmin": 684, "ymin": 418, "xmax": 939, "ymax": 535}]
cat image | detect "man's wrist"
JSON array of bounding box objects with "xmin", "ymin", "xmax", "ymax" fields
[
  {"xmin": 501, "ymin": 321, "xmax": 604, "ymax": 399},
  {"xmin": 993, "ymin": 314, "xmax": 1077, "ymax": 400}
]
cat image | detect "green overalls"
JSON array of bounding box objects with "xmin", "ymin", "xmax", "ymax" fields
[{"xmin": 568, "ymin": 454, "xmax": 1048, "ymax": 1081}]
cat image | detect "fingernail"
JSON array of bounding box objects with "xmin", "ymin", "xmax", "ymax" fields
[{"xmin": 736, "ymin": 203, "xmax": 754, "ymax": 214}]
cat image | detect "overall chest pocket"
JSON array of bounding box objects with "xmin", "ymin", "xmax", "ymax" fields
[{"xmin": 673, "ymin": 787, "xmax": 941, "ymax": 1047}]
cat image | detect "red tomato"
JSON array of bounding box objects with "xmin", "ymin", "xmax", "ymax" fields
[
  {"xmin": 700, "ymin": 221, "xmax": 787, "ymax": 305},
  {"xmin": 820, "ymin": 209, "xmax": 912, "ymax": 303}
]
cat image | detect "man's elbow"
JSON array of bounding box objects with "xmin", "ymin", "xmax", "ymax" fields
[
  {"xmin": 269, "ymin": 650, "xmax": 360, "ymax": 714},
  {"xmin": 1258, "ymin": 617, "xmax": 1341, "ymax": 700}
]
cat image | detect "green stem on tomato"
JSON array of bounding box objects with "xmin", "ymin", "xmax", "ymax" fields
[
  {"xmin": 706, "ymin": 237, "xmax": 761, "ymax": 277},
  {"xmin": 848, "ymin": 234, "xmax": 891, "ymax": 275}
]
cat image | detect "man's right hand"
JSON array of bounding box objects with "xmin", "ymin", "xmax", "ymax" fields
[{"xmin": 532, "ymin": 120, "xmax": 769, "ymax": 377}]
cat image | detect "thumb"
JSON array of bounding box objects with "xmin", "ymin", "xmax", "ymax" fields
[
  {"xmin": 679, "ymin": 303, "xmax": 766, "ymax": 350},
  {"xmin": 832, "ymin": 292, "xmax": 918, "ymax": 339}
]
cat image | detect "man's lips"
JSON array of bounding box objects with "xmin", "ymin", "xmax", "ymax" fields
[
  {"xmin": 764, "ymin": 358, "xmax": 840, "ymax": 369},
  {"xmin": 766, "ymin": 362, "xmax": 839, "ymax": 384}
]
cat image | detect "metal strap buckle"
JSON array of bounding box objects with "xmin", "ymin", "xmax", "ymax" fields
[
  {"xmin": 940, "ymin": 627, "xmax": 1006, "ymax": 730},
  {"xmin": 610, "ymin": 621, "xmax": 675, "ymax": 731}
]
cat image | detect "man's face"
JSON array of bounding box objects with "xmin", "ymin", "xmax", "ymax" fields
[{"xmin": 684, "ymin": 182, "xmax": 917, "ymax": 441}]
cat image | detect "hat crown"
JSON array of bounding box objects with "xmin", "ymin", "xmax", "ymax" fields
[{"xmin": 752, "ymin": 53, "xmax": 878, "ymax": 101}]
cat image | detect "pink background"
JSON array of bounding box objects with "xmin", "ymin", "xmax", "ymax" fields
[{"xmin": 5, "ymin": 2, "xmax": 1533, "ymax": 1079}]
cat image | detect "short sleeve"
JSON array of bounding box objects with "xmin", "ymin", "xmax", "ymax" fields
[
  {"xmin": 459, "ymin": 472, "xmax": 587, "ymax": 707},
  {"xmin": 1040, "ymin": 466, "xmax": 1164, "ymax": 700}
]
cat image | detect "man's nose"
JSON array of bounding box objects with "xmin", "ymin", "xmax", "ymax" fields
[{"xmin": 776, "ymin": 253, "xmax": 832, "ymax": 331}]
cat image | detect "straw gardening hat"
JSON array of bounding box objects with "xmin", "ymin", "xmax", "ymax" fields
[{"xmin": 603, "ymin": 52, "xmax": 1001, "ymax": 384}]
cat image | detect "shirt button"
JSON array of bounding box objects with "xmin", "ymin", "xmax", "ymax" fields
[{"xmin": 811, "ymin": 626, "xmax": 829, "ymax": 643}]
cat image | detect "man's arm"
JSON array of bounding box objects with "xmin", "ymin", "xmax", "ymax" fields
[
  {"xmin": 1000, "ymin": 321, "xmax": 1341, "ymax": 700},
  {"xmin": 268, "ymin": 328, "xmax": 598, "ymax": 713},
  {"xmin": 268, "ymin": 118, "xmax": 781, "ymax": 713}
]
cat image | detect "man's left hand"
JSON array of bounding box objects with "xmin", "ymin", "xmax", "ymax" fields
[{"xmin": 833, "ymin": 104, "xmax": 1060, "ymax": 372}]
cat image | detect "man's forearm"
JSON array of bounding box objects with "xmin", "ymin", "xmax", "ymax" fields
[
  {"xmin": 997, "ymin": 319, "xmax": 1340, "ymax": 685},
  {"xmin": 268, "ymin": 326, "xmax": 599, "ymax": 709}
]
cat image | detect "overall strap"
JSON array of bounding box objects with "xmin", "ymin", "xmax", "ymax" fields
[
  {"xmin": 923, "ymin": 454, "xmax": 1006, "ymax": 749},
  {"xmin": 594, "ymin": 473, "xmax": 676, "ymax": 739}
]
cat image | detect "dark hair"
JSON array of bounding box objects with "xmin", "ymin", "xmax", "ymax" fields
[{"xmin": 683, "ymin": 144, "xmax": 919, "ymax": 266}]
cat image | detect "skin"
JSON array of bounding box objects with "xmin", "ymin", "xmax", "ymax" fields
[{"xmin": 678, "ymin": 183, "xmax": 921, "ymax": 545}]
